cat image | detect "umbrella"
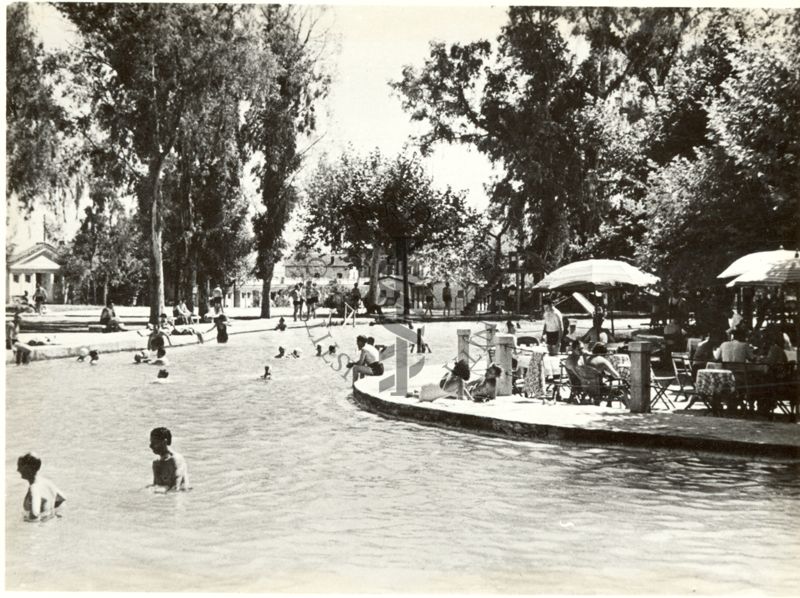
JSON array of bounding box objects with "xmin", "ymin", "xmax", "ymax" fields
[
  {"xmin": 726, "ymin": 252, "xmax": 800, "ymax": 349},
  {"xmin": 532, "ymin": 259, "xmax": 659, "ymax": 292},
  {"xmin": 726, "ymin": 252, "xmax": 800, "ymax": 288},
  {"xmin": 532, "ymin": 259, "xmax": 659, "ymax": 335},
  {"xmin": 717, "ymin": 248, "xmax": 796, "ymax": 279}
]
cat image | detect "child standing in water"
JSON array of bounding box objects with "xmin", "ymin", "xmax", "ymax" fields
[
  {"xmin": 148, "ymin": 427, "xmax": 189, "ymax": 491},
  {"xmin": 204, "ymin": 309, "xmax": 230, "ymax": 344},
  {"xmin": 17, "ymin": 453, "xmax": 65, "ymax": 521}
]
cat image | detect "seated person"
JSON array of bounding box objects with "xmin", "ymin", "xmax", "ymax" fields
[
  {"xmin": 714, "ymin": 328, "xmax": 755, "ymax": 363},
  {"xmin": 439, "ymin": 359, "xmax": 471, "ymax": 396},
  {"xmin": 467, "ymin": 363, "xmax": 503, "ymax": 402},
  {"xmin": 582, "ymin": 324, "xmax": 613, "ymax": 346},
  {"xmin": 172, "ymin": 299, "xmax": 192, "ymax": 325},
  {"xmin": 99, "ymin": 301, "xmax": 127, "ymax": 332},
  {"xmin": 561, "ymin": 321, "xmax": 580, "ymax": 352},
  {"xmin": 691, "ymin": 330, "xmax": 725, "ymax": 380},
  {"xmin": 563, "ymin": 340, "xmax": 621, "ymax": 405},
  {"xmin": 147, "ymin": 327, "xmax": 173, "ymax": 353},
  {"xmin": 159, "ymin": 312, "xmax": 175, "ymax": 330},
  {"xmin": 347, "ymin": 335, "xmax": 384, "ymax": 377},
  {"xmin": 415, "ymin": 359, "xmax": 472, "ymax": 402}
]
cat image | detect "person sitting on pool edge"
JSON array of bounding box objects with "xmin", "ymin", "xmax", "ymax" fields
[
  {"xmin": 347, "ymin": 334, "xmax": 384, "ymax": 378},
  {"xmin": 148, "ymin": 427, "xmax": 188, "ymax": 491},
  {"xmin": 99, "ymin": 300, "xmax": 127, "ymax": 332},
  {"xmin": 17, "ymin": 452, "xmax": 65, "ymax": 522}
]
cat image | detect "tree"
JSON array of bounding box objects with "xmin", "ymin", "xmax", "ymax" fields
[
  {"xmin": 392, "ymin": 7, "xmax": 702, "ymax": 270},
  {"xmin": 244, "ymin": 5, "xmax": 331, "ymax": 318},
  {"xmin": 6, "ymin": 3, "xmax": 70, "ymax": 215},
  {"xmin": 302, "ymin": 149, "xmax": 473, "ymax": 311},
  {"xmin": 60, "ymin": 4, "xmax": 261, "ymax": 323},
  {"xmin": 60, "ymin": 181, "xmax": 148, "ymax": 305}
]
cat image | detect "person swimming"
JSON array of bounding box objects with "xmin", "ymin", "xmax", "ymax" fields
[
  {"xmin": 89, "ymin": 350, "xmax": 99, "ymax": 364},
  {"xmin": 262, "ymin": 366, "xmax": 272, "ymax": 380},
  {"xmin": 76, "ymin": 348, "xmax": 89, "ymax": 362},
  {"xmin": 157, "ymin": 369, "xmax": 169, "ymax": 379},
  {"xmin": 291, "ymin": 349, "xmax": 301, "ymax": 358},
  {"xmin": 275, "ymin": 346, "xmax": 286, "ymax": 358},
  {"xmin": 328, "ymin": 345, "xmax": 336, "ymax": 355},
  {"xmin": 148, "ymin": 427, "xmax": 188, "ymax": 491},
  {"xmin": 152, "ymin": 347, "xmax": 169, "ymax": 366},
  {"xmin": 316, "ymin": 344, "xmax": 322, "ymax": 356},
  {"xmin": 17, "ymin": 453, "xmax": 65, "ymax": 522},
  {"xmin": 275, "ymin": 317, "xmax": 287, "ymax": 331}
]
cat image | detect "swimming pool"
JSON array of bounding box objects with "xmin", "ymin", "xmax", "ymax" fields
[{"xmin": 6, "ymin": 325, "xmax": 800, "ymax": 593}]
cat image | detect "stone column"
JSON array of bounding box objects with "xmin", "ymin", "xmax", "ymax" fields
[
  {"xmin": 496, "ymin": 334, "xmax": 515, "ymax": 396},
  {"xmin": 629, "ymin": 341, "xmax": 651, "ymax": 413}
]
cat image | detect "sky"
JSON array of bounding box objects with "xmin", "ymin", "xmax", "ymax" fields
[{"xmin": 12, "ymin": 3, "xmax": 509, "ymax": 251}]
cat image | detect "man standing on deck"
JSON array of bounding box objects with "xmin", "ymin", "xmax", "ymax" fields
[{"xmin": 542, "ymin": 298, "xmax": 563, "ymax": 356}]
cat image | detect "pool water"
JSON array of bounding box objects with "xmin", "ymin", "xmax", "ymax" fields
[{"xmin": 6, "ymin": 324, "xmax": 800, "ymax": 593}]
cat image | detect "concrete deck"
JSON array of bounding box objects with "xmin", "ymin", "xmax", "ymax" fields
[{"xmin": 352, "ymin": 370, "xmax": 800, "ymax": 461}]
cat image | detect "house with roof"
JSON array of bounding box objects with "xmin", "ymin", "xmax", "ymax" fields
[{"xmin": 6, "ymin": 242, "xmax": 63, "ymax": 304}]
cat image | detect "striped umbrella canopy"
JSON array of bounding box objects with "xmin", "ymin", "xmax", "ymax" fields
[
  {"xmin": 726, "ymin": 252, "xmax": 800, "ymax": 288},
  {"xmin": 717, "ymin": 248, "xmax": 796, "ymax": 279},
  {"xmin": 532, "ymin": 259, "xmax": 659, "ymax": 292}
]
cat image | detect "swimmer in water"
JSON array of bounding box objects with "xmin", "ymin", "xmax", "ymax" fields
[
  {"xmin": 316, "ymin": 344, "xmax": 322, "ymax": 356},
  {"xmin": 275, "ymin": 317, "xmax": 287, "ymax": 332},
  {"xmin": 262, "ymin": 366, "xmax": 272, "ymax": 380},
  {"xmin": 76, "ymin": 348, "xmax": 89, "ymax": 362},
  {"xmin": 157, "ymin": 369, "xmax": 169, "ymax": 379},
  {"xmin": 152, "ymin": 347, "xmax": 169, "ymax": 366},
  {"xmin": 275, "ymin": 346, "xmax": 286, "ymax": 359},
  {"xmin": 89, "ymin": 349, "xmax": 100, "ymax": 364},
  {"xmin": 148, "ymin": 427, "xmax": 188, "ymax": 491},
  {"xmin": 17, "ymin": 453, "xmax": 65, "ymax": 522},
  {"xmin": 291, "ymin": 349, "xmax": 301, "ymax": 358},
  {"xmin": 134, "ymin": 350, "xmax": 149, "ymax": 364},
  {"xmin": 328, "ymin": 345, "xmax": 336, "ymax": 355}
]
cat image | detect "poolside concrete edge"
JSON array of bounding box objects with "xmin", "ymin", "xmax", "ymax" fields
[{"xmin": 352, "ymin": 380, "xmax": 800, "ymax": 461}]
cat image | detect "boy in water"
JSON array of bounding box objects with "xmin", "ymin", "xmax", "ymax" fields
[
  {"xmin": 17, "ymin": 453, "xmax": 65, "ymax": 521},
  {"xmin": 204, "ymin": 309, "xmax": 230, "ymax": 343},
  {"xmin": 148, "ymin": 427, "xmax": 188, "ymax": 491}
]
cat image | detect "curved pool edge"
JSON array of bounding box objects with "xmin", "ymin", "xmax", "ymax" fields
[{"xmin": 352, "ymin": 381, "xmax": 800, "ymax": 462}]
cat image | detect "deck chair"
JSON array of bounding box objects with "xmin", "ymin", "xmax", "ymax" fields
[{"xmin": 671, "ymin": 352, "xmax": 696, "ymax": 402}]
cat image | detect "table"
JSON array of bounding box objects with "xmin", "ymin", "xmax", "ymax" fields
[{"xmin": 696, "ymin": 368, "xmax": 736, "ymax": 415}]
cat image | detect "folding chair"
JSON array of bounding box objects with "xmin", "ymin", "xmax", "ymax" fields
[
  {"xmin": 650, "ymin": 367, "xmax": 676, "ymax": 410},
  {"xmin": 671, "ymin": 352, "xmax": 696, "ymax": 402}
]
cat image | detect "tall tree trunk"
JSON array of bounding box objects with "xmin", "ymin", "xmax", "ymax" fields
[
  {"xmin": 103, "ymin": 276, "xmax": 109, "ymax": 307},
  {"xmin": 148, "ymin": 159, "xmax": 165, "ymax": 325},
  {"xmin": 370, "ymin": 244, "xmax": 381, "ymax": 305},
  {"xmin": 260, "ymin": 258, "xmax": 275, "ymax": 318},
  {"xmin": 186, "ymin": 241, "xmax": 198, "ymax": 314}
]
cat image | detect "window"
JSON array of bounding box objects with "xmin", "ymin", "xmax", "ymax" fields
[
  {"xmin": 13, "ymin": 274, "xmax": 19, "ymax": 283},
  {"xmin": 25, "ymin": 274, "xmax": 32, "ymax": 283}
]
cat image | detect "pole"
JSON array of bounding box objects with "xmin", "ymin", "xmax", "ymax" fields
[{"xmin": 402, "ymin": 237, "xmax": 410, "ymax": 317}]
